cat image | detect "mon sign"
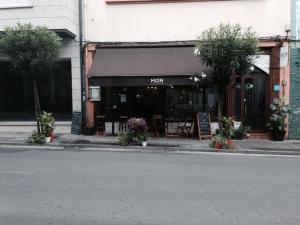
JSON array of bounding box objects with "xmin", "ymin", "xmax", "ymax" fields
[{"xmin": 150, "ymin": 78, "xmax": 164, "ymax": 84}]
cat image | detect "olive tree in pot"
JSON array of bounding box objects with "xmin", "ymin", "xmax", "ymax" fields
[
  {"xmin": 266, "ymin": 98, "xmax": 290, "ymax": 141},
  {"xmin": 0, "ymin": 23, "xmax": 61, "ymax": 134}
]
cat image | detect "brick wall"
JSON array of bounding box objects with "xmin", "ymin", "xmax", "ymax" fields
[{"xmin": 289, "ymin": 48, "xmax": 300, "ymax": 139}]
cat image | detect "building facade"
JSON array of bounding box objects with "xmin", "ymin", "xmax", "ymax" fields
[
  {"xmin": 289, "ymin": 0, "xmax": 300, "ymax": 139},
  {"xmin": 83, "ymin": 0, "xmax": 292, "ymax": 138},
  {"xmin": 0, "ymin": 0, "xmax": 82, "ymax": 123}
]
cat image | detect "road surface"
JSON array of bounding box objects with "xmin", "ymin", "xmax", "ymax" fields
[{"xmin": 0, "ymin": 148, "xmax": 299, "ymax": 225}]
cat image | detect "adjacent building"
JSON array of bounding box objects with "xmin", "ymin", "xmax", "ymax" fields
[
  {"xmin": 83, "ymin": 0, "xmax": 291, "ymax": 138},
  {"xmin": 289, "ymin": 0, "xmax": 300, "ymax": 139},
  {"xmin": 0, "ymin": 0, "xmax": 81, "ymax": 126}
]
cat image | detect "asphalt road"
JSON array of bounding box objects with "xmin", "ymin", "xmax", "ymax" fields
[{"xmin": 0, "ymin": 148, "xmax": 299, "ymax": 225}]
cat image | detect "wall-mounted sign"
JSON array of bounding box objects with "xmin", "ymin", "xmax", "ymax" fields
[
  {"xmin": 89, "ymin": 86, "xmax": 101, "ymax": 101},
  {"xmin": 280, "ymin": 46, "xmax": 289, "ymax": 67},
  {"xmin": 120, "ymin": 94, "xmax": 127, "ymax": 103},
  {"xmin": 274, "ymin": 84, "xmax": 280, "ymax": 92},
  {"xmin": 150, "ymin": 78, "xmax": 164, "ymax": 84}
]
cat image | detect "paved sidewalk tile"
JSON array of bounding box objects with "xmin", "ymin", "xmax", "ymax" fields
[{"xmin": 0, "ymin": 132, "xmax": 300, "ymax": 153}]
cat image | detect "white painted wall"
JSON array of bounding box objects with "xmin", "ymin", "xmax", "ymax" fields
[
  {"xmin": 296, "ymin": 0, "xmax": 300, "ymax": 40},
  {"xmin": 0, "ymin": 0, "xmax": 78, "ymax": 35},
  {"xmin": 86, "ymin": 0, "xmax": 290, "ymax": 42}
]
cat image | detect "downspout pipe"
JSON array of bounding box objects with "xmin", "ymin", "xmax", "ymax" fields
[{"xmin": 79, "ymin": 0, "xmax": 86, "ymax": 127}]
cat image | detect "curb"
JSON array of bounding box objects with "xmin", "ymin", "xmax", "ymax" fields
[{"xmin": 0, "ymin": 142, "xmax": 300, "ymax": 157}]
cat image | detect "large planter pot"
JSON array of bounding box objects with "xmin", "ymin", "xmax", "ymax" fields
[
  {"xmin": 215, "ymin": 143, "xmax": 222, "ymax": 150},
  {"xmin": 50, "ymin": 131, "xmax": 54, "ymax": 142},
  {"xmin": 227, "ymin": 139, "xmax": 234, "ymax": 146},
  {"xmin": 234, "ymin": 132, "xmax": 244, "ymax": 140},
  {"xmin": 272, "ymin": 130, "xmax": 286, "ymax": 141},
  {"xmin": 142, "ymin": 141, "xmax": 147, "ymax": 147},
  {"xmin": 45, "ymin": 136, "xmax": 51, "ymax": 143}
]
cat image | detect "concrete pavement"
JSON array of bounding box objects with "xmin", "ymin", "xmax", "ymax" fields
[
  {"xmin": 0, "ymin": 149, "xmax": 299, "ymax": 225},
  {"xmin": 1, "ymin": 132, "xmax": 300, "ymax": 156}
]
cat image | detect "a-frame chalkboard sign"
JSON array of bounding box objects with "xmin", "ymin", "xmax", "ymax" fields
[{"xmin": 196, "ymin": 112, "xmax": 212, "ymax": 140}]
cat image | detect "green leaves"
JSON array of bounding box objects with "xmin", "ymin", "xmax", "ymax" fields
[
  {"xmin": 0, "ymin": 23, "xmax": 62, "ymax": 78},
  {"xmin": 267, "ymin": 98, "xmax": 291, "ymax": 132},
  {"xmin": 195, "ymin": 23, "xmax": 258, "ymax": 93}
]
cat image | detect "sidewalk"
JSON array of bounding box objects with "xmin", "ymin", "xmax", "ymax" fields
[{"xmin": 0, "ymin": 132, "xmax": 300, "ymax": 155}]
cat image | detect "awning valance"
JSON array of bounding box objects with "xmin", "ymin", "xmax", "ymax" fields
[{"xmin": 88, "ymin": 46, "xmax": 207, "ymax": 77}]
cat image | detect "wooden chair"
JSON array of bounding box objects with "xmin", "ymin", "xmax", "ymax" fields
[
  {"xmin": 95, "ymin": 115, "xmax": 106, "ymax": 136},
  {"xmin": 165, "ymin": 121, "xmax": 179, "ymax": 138},
  {"xmin": 153, "ymin": 114, "xmax": 165, "ymax": 137},
  {"xmin": 119, "ymin": 115, "xmax": 128, "ymax": 133},
  {"xmin": 184, "ymin": 122, "xmax": 194, "ymax": 137}
]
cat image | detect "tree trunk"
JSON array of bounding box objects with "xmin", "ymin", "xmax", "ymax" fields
[
  {"xmin": 33, "ymin": 80, "xmax": 42, "ymax": 133},
  {"xmin": 217, "ymin": 87, "xmax": 225, "ymax": 118}
]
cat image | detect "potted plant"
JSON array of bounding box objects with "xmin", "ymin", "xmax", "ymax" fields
[
  {"xmin": 266, "ymin": 98, "xmax": 290, "ymax": 141},
  {"xmin": 138, "ymin": 132, "xmax": 149, "ymax": 147},
  {"xmin": 234, "ymin": 125, "xmax": 251, "ymax": 140},
  {"xmin": 125, "ymin": 117, "xmax": 149, "ymax": 145},
  {"xmin": 40, "ymin": 111, "xmax": 55, "ymax": 143},
  {"xmin": 211, "ymin": 134, "xmax": 227, "ymax": 150},
  {"xmin": 219, "ymin": 116, "xmax": 235, "ymax": 145}
]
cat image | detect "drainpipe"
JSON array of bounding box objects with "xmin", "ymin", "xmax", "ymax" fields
[{"xmin": 79, "ymin": 0, "xmax": 86, "ymax": 127}]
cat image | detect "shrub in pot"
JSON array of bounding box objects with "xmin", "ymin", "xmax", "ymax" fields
[
  {"xmin": 234, "ymin": 125, "xmax": 251, "ymax": 140},
  {"xmin": 26, "ymin": 131, "xmax": 46, "ymax": 144},
  {"xmin": 118, "ymin": 132, "xmax": 131, "ymax": 146},
  {"xmin": 40, "ymin": 111, "xmax": 55, "ymax": 143},
  {"xmin": 211, "ymin": 134, "xmax": 227, "ymax": 150},
  {"xmin": 219, "ymin": 116, "xmax": 235, "ymax": 144},
  {"xmin": 266, "ymin": 98, "xmax": 290, "ymax": 141},
  {"xmin": 138, "ymin": 132, "xmax": 149, "ymax": 147},
  {"xmin": 123, "ymin": 117, "xmax": 148, "ymax": 145}
]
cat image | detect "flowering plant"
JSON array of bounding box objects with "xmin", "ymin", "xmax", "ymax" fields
[{"xmin": 126, "ymin": 117, "xmax": 148, "ymax": 134}]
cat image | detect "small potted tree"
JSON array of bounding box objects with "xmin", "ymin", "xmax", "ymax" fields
[
  {"xmin": 266, "ymin": 98, "xmax": 290, "ymax": 141},
  {"xmin": 219, "ymin": 116, "xmax": 235, "ymax": 146},
  {"xmin": 40, "ymin": 111, "xmax": 55, "ymax": 143}
]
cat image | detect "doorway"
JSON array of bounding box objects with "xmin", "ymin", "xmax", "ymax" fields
[{"xmin": 234, "ymin": 70, "xmax": 267, "ymax": 131}]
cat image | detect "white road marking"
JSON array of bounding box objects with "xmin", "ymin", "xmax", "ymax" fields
[
  {"xmin": 0, "ymin": 170, "xmax": 36, "ymax": 175},
  {"xmin": 0, "ymin": 145, "xmax": 64, "ymax": 150},
  {"xmin": 81, "ymin": 147, "xmax": 300, "ymax": 158}
]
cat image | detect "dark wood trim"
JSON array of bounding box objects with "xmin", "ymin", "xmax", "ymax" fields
[
  {"xmin": 95, "ymin": 41, "xmax": 196, "ymax": 48},
  {"xmin": 106, "ymin": 0, "xmax": 229, "ymax": 4}
]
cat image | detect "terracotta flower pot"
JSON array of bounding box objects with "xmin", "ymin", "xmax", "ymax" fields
[
  {"xmin": 215, "ymin": 143, "xmax": 222, "ymax": 150},
  {"xmin": 50, "ymin": 131, "xmax": 54, "ymax": 142},
  {"xmin": 227, "ymin": 139, "xmax": 234, "ymax": 145}
]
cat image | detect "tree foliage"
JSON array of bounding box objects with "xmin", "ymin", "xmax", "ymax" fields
[
  {"xmin": 195, "ymin": 23, "xmax": 259, "ymax": 94},
  {"xmin": 0, "ymin": 23, "xmax": 62, "ymax": 133},
  {"xmin": 195, "ymin": 23, "xmax": 259, "ymax": 116},
  {"xmin": 0, "ymin": 23, "xmax": 61, "ymax": 78}
]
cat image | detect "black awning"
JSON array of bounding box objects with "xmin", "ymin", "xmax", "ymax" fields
[
  {"xmin": 88, "ymin": 46, "xmax": 207, "ymax": 77},
  {"xmin": 89, "ymin": 76, "xmax": 195, "ymax": 87}
]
